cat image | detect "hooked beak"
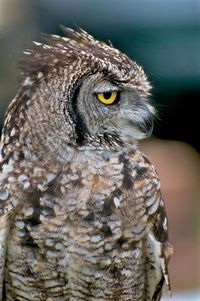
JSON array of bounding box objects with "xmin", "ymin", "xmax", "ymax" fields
[{"xmin": 130, "ymin": 105, "xmax": 154, "ymax": 139}]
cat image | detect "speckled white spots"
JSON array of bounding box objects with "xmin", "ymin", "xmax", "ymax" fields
[
  {"xmin": 4, "ymin": 203, "xmax": 13, "ymax": 213},
  {"xmin": 0, "ymin": 189, "xmax": 9, "ymax": 201},
  {"xmin": 4, "ymin": 111, "xmax": 12, "ymax": 124},
  {"xmin": 16, "ymin": 220, "xmax": 25, "ymax": 229},
  {"xmin": 62, "ymin": 37, "xmax": 70, "ymax": 42},
  {"xmin": 156, "ymin": 180, "xmax": 161, "ymax": 190},
  {"xmin": 95, "ymin": 247, "xmax": 104, "ymax": 254},
  {"xmin": 45, "ymin": 238, "xmax": 54, "ymax": 247},
  {"xmin": 13, "ymin": 245, "xmax": 22, "ymax": 255},
  {"xmin": 23, "ymin": 181, "xmax": 30, "ymax": 189},
  {"xmin": 17, "ymin": 230, "xmax": 25, "ymax": 238},
  {"xmin": 145, "ymin": 195, "xmax": 156, "ymax": 207},
  {"xmin": 23, "ymin": 51, "xmax": 31, "ymax": 55},
  {"xmin": 45, "ymin": 279, "xmax": 58, "ymax": 289},
  {"xmin": 148, "ymin": 196, "xmax": 160, "ymax": 215},
  {"xmin": 70, "ymin": 174, "xmax": 79, "ymax": 181},
  {"xmin": 39, "ymin": 214, "xmax": 45, "ymax": 223},
  {"xmin": 145, "ymin": 190, "xmax": 153, "ymax": 197},
  {"xmin": 8, "ymin": 176, "xmax": 16, "ymax": 183},
  {"xmin": 56, "ymin": 43, "xmax": 65, "ymax": 48},
  {"xmin": 43, "ymin": 44, "xmax": 51, "ymax": 50},
  {"xmin": 108, "ymin": 220, "xmax": 122, "ymax": 239},
  {"xmin": 60, "ymin": 186, "xmax": 66, "ymax": 195},
  {"xmin": 52, "ymin": 58, "xmax": 59, "ymax": 64},
  {"xmin": 2, "ymin": 163, "xmax": 14, "ymax": 174},
  {"xmin": 133, "ymin": 247, "xmax": 142, "ymax": 259},
  {"xmin": 46, "ymin": 173, "xmax": 57, "ymax": 183},
  {"xmin": 37, "ymin": 72, "xmax": 43, "ymax": 79},
  {"xmin": 10, "ymin": 196, "xmax": 18, "ymax": 207},
  {"xmin": 120, "ymin": 250, "xmax": 131, "ymax": 259},
  {"xmin": 33, "ymin": 167, "xmax": 44, "ymax": 176},
  {"xmin": 26, "ymin": 99, "xmax": 32, "ymax": 106},
  {"xmin": 47, "ymin": 250, "xmax": 57, "ymax": 260},
  {"xmin": 24, "ymin": 206, "xmax": 34, "ymax": 217},
  {"xmin": 60, "ymin": 49, "xmax": 67, "ymax": 54},
  {"xmin": 163, "ymin": 217, "xmax": 168, "ymax": 231},
  {"xmin": 55, "ymin": 242, "xmax": 64, "ymax": 251},
  {"xmin": 24, "ymin": 150, "xmax": 37, "ymax": 161},
  {"xmin": 84, "ymin": 254, "xmax": 98, "ymax": 265},
  {"xmin": 82, "ymin": 267, "xmax": 93, "ymax": 277},
  {"xmin": 104, "ymin": 242, "xmax": 112, "ymax": 251},
  {"xmin": 18, "ymin": 174, "xmax": 28, "ymax": 183},
  {"xmin": 4, "ymin": 135, "xmax": 10, "ymax": 144},
  {"xmin": 27, "ymin": 251, "xmax": 36, "ymax": 261},
  {"xmin": 0, "ymin": 174, "xmax": 7, "ymax": 182},
  {"xmin": 15, "ymin": 142, "xmax": 20, "ymax": 148},
  {"xmin": 10, "ymin": 127, "xmax": 16, "ymax": 137},
  {"xmin": 58, "ymin": 255, "xmax": 69, "ymax": 267},
  {"xmin": 90, "ymin": 234, "xmax": 101, "ymax": 243},
  {"xmin": 37, "ymin": 183, "xmax": 48, "ymax": 192},
  {"xmin": 121, "ymin": 268, "xmax": 132, "ymax": 277},
  {"xmin": 33, "ymin": 41, "xmax": 42, "ymax": 46},
  {"xmin": 133, "ymin": 223, "xmax": 144, "ymax": 235},
  {"xmin": 51, "ymin": 34, "xmax": 60, "ymax": 38},
  {"xmin": 18, "ymin": 174, "xmax": 30, "ymax": 189},
  {"xmin": 0, "ymin": 133, "xmax": 5, "ymax": 142},
  {"xmin": 100, "ymin": 258, "xmax": 112, "ymax": 268},
  {"xmin": 113, "ymin": 196, "xmax": 120, "ymax": 208},
  {"xmin": 23, "ymin": 77, "xmax": 34, "ymax": 86}
]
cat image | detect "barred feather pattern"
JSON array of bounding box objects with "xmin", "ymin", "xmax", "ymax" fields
[{"xmin": 0, "ymin": 27, "xmax": 172, "ymax": 301}]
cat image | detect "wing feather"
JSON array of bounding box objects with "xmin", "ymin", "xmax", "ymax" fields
[
  {"xmin": 129, "ymin": 152, "xmax": 173, "ymax": 300},
  {"xmin": 0, "ymin": 207, "xmax": 19, "ymax": 298}
]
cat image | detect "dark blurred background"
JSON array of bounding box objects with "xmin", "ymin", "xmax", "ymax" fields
[{"xmin": 0, "ymin": 0, "xmax": 200, "ymax": 298}]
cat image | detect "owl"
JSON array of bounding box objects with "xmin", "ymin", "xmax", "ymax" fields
[{"xmin": 0, "ymin": 27, "xmax": 173, "ymax": 300}]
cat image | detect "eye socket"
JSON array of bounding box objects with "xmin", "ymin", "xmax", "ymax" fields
[{"xmin": 96, "ymin": 91, "xmax": 119, "ymax": 105}]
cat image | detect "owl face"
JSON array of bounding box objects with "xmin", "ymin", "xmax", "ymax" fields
[{"xmin": 68, "ymin": 72, "xmax": 154, "ymax": 148}]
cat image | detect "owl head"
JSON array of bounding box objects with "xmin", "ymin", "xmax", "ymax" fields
[{"xmin": 3, "ymin": 27, "xmax": 154, "ymax": 162}]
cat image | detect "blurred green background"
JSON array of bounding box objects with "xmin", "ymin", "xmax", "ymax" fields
[{"xmin": 0, "ymin": 0, "xmax": 200, "ymax": 298}]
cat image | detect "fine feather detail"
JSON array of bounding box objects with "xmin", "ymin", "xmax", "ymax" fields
[
  {"xmin": 0, "ymin": 26, "xmax": 171, "ymax": 300},
  {"xmin": 17, "ymin": 26, "xmax": 150, "ymax": 94},
  {"xmin": 148, "ymin": 232, "xmax": 173, "ymax": 298}
]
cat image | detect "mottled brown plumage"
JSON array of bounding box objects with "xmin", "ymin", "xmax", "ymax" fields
[{"xmin": 0, "ymin": 27, "xmax": 172, "ymax": 300}]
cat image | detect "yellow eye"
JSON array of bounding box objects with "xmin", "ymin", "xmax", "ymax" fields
[{"xmin": 97, "ymin": 91, "xmax": 118, "ymax": 105}]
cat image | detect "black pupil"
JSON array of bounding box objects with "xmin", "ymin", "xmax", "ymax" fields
[{"xmin": 103, "ymin": 92, "xmax": 112, "ymax": 99}]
